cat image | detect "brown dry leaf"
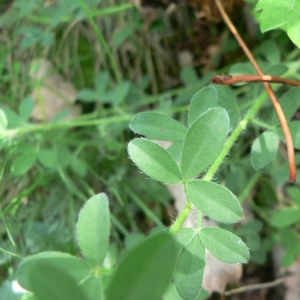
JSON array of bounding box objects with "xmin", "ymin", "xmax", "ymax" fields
[{"xmin": 30, "ymin": 59, "xmax": 79, "ymax": 121}]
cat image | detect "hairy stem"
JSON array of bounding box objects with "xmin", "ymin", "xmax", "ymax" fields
[{"xmin": 170, "ymin": 91, "xmax": 269, "ymax": 234}]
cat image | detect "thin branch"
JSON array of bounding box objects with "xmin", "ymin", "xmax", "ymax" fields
[
  {"xmin": 224, "ymin": 273, "xmax": 295, "ymax": 296},
  {"xmin": 212, "ymin": 74, "xmax": 300, "ymax": 87},
  {"xmin": 214, "ymin": 0, "xmax": 296, "ymax": 182}
]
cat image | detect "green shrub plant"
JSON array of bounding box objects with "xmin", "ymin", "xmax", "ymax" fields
[{"xmin": 1, "ymin": 0, "xmax": 300, "ymax": 299}]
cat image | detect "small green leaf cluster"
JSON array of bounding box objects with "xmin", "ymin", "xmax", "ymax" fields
[
  {"xmin": 0, "ymin": 100, "xmax": 88, "ymax": 178},
  {"xmin": 128, "ymin": 86, "xmax": 250, "ymax": 296},
  {"xmin": 15, "ymin": 193, "xmax": 179, "ymax": 300}
]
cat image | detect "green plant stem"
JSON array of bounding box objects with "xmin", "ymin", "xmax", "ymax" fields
[
  {"xmin": 28, "ymin": 4, "xmax": 133, "ymax": 24},
  {"xmin": 0, "ymin": 247, "xmax": 22, "ymax": 259},
  {"xmin": 204, "ymin": 90, "xmax": 269, "ymax": 181},
  {"xmin": 251, "ymin": 119, "xmax": 275, "ymax": 131},
  {"xmin": 170, "ymin": 91, "xmax": 269, "ymax": 234},
  {"xmin": 78, "ymin": 0, "xmax": 122, "ymax": 86},
  {"xmin": 169, "ymin": 202, "xmax": 193, "ymax": 235},
  {"xmin": 2, "ymin": 114, "xmax": 132, "ymax": 139}
]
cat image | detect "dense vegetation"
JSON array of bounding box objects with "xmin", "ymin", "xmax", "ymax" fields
[{"xmin": 1, "ymin": 0, "xmax": 300, "ymax": 299}]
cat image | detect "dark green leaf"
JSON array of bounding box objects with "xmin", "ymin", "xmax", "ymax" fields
[
  {"xmin": 270, "ymin": 208, "xmax": 300, "ymax": 228},
  {"xmin": 200, "ymin": 227, "xmax": 249, "ymax": 264},
  {"xmin": 276, "ymin": 121, "xmax": 300, "ymax": 149},
  {"xmin": 265, "ymin": 64, "xmax": 288, "ymax": 76},
  {"xmin": 107, "ymin": 232, "xmax": 177, "ymax": 300},
  {"xmin": 128, "ymin": 138, "xmax": 182, "ymax": 184},
  {"xmin": 130, "ymin": 112, "xmax": 187, "ymax": 141},
  {"xmin": 259, "ymin": 40, "xmax": 280, "ymax": 63},
  {"xmin": 38, "ymin": 149, "xmax": 58, "ymax": 169},
  {"xmin": 11, "ymin": 153, "xmax": 37, "ymax": 176},
  {"xmin": 22, "ymin": 262, "xmax": 90, "ymax": 300},
  {"xmin": 272, "ymin": 88, "xmax": 300, "ymax": 125},
  {"xmin": 71, "ymin": 157, "xmax": 88, "ymax": 177},
  {"xmin": 17, "ymin": 252, "xmax": 103, "ymax": 300},
  {"xmin": 181, "ymin": 108, "xmax": 229, "ymax": 180},
  {"xmin": 77, "ymin": 193, "xmax": 110, "ymax": 266},
  {"xmin": 186, "ymin": 180, "xmax": 242, "ymax": 223}
]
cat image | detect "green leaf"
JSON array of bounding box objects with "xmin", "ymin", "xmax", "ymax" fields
[
  {"xmin": 2, "ymin": 108, "xmax": 24, "ymax": 129},
  {"xmin": 256, "ymin": 0, "xmax": 300, "ymax": 48},
  {"xmin": 113, "ymin": 81, "xmax": 131, "ymax": 104},
  {"xmin": 112, "ymin": 25, "xmax": 137, "ymax": 49},
  {"xmin": 270, "ymin": 208, "xmax": 300, "ymax": 228},
  {"xmin": 214, "ymin": 85, "xmax": 240, "ymax": 131},
  {"xmin": 128, "ymin": 138, "xmax": 182, "ymax": 184},
  {"xmin": 186, "ymin": 180, "xmax": 242, "ymax": 223},
  {"xmin": 95, "ymin": 71, "xmax": 110, "ymax": 95},
  {"xmin": 188, "ymin": 86, "xmax": 218, "ymax": 126},
  {"xmin": 19, "ymin": 96, "xmax": 34, "ymax": 121},
  {"xmin": 287, "ymin": 186, "xmax": 300, "ymax": 207},
  {"xmin": 0, "ymin": 109, "xmax": 8, "ymax": 133},
  {"xmin": 17, "ymin": 252, "xmax": 103, "ymax": 300},
  {"xmin": 265, "ymin": 64, "xmax": 288, "ymax": 76},
  {"xmin": 259, "ymin": 40, "xmax": 280, "ymax": 63},
  {"xmin": 200, "ymin": 227, "xmax": 249, "ymax": 264},
  {"xmin": 77, "ymin": 193, "xmax": 110, "ymax": 266},
  {"xmin": 38, "ymin": 149, "xmax": 58, "ymax": 169},
  {"xmin": 174, "ymin": 234, "xmax": 205, "ymax": 300},
  {"xmin": 276, "ymin": 121, "xmax": 300, "ymax": 149},
  {"xmin": 11, "ymin": 152, "xmax": 37, "ymax": 176},
  {"xmin": 107, "ymin": 232, "xmax": 177, "ymax": 300},
  {"xmin": 251, "ymin": 131, "xmax": 279, "ymax": 169},
  {"xmin": 181, "ymin": 108, "xmax": 229, "ymax": 180},
  {"xmin": 166, "ymin": 141, "xmax": 184, "ymax": 162},
  {"xmin": 71, "ymin": 157, "xmax": 88, "ymax": 177},
  {"xmin": 180, "ymin": 67, "xmax": 199, "ymax": 86},
  {"xmin": 176, "ymin": 228, "xmax": 195, "ymax": 247},
  {"xmin": 272, "ymin": 88, "xmax": 300, "ymax": 125},
  {"xmin": 21, "ymin": 262, "xmax": 90, "ymax": 300},
  {"xmin": 130, "ymin": 112, "xmax": 187, "ymax": 141},
  {"xmin": 78, "ymin": 89, "xmax": 98, "ymax": 102}
]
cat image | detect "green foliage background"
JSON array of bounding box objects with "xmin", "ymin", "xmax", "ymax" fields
[{"xmin": 1, "ymin": 0, "xmax": 300, "ymax": 298}]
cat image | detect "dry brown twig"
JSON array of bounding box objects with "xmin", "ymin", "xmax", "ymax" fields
[
  {"xmin": 213, "ymin": 0, "xmax": 296, "ymax": 182},
  {"xmin": 224, "ymin": 273, "xmax": 297, "ymax": 296}
]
